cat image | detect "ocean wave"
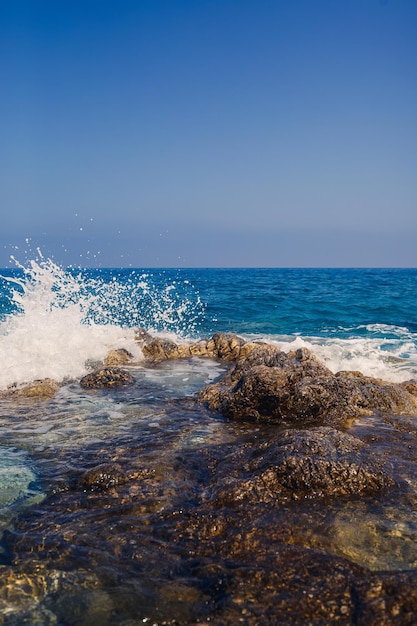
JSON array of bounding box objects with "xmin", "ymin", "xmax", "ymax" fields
[
  {"xmin": 0, "ymin": 254, "xmax": 203, "ymax": 390},
  {"xmin": 257, "ymin": 333, "xmax": 417, "ymax": 383}
]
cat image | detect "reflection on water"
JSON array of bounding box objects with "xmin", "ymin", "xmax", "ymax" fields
[{"xmin": 1, "ymin": 358, "xmax": 417, "ymax": 623}]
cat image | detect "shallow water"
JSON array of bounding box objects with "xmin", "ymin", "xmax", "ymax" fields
[{"xmin": 1, "ymin": 358, "xmax": 417, "ymax": 624}]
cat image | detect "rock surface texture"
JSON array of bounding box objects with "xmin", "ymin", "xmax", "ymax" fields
[
  {"xmin": 195, "ymin": 336, "xmax": 417, "ymax": 426},
  {"xmin": 79, "ymin": 367, "xmax": 134, "ymax": 388},
  {"xmin": 206, "ymin": 426, "xmax": 395, "ymax": 506}
]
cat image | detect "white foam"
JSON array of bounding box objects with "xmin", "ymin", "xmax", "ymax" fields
[
  {"xmin": 0, "ymin": 255, "xmax": 143, "ymax": 390},
  {"xmin": 264, "ymin": 334, "xmax": 417, "ymax": 383}
]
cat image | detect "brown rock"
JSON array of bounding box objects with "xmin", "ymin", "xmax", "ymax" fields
[
  {"xmin": 209, "ymin": 427, "xmax": 394, "ymax": 506},
  {"xmin": 142, "ymin": 337, "xmax": 186, "ymax": 360},
  {"xmin": 1, "ymin": 378, "xmax": 59, "ymax": 399},
  {"xmin": 80, "ymin": 368, "xmax": 134, "ymax": 388},
  {"xmin": 104, "ymin": 348, "xmax": 133, "ymax": 366},
  {"xmin": 199, "ymin": 345, "xmax": 417, "ymax": 426},
  {"xmin": 205, "ymin": 332, "xmax": 247, "ymax": 360}
]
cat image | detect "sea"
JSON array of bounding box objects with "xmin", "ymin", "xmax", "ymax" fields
[{"xmin": 1, "ymin": 254, "xmax": 417, "ymax": 623}]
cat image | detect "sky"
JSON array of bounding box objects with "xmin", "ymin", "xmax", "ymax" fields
[{"xmin": 1, "ymin": 0, "xmax": 416, "ymax": 268}]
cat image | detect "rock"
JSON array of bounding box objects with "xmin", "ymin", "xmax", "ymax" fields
[
  {"xmin": 401, "ymin": 380, "xmax": 417, "ymax": 397},
  {"xmin": 337, "ymin": 371, "xmax": 417, "ymax": 415},
  {"xmin": 209, "ymin": 427, "xmax": 394, "ymax": 506},
  {"xmin": 134, "ymin": 327, "xmax": 153, "ymax": 345},
  {"xmin": 104, "ymin": 348, "xmax": 133, "ymax": 366},
  {"xmin": 189, "ymin": 340, "xmax": 210, "ymax": 357},
  {"xmin": 142, "ymin": 337, "xmax": 191, "ymax": 360},
  {"xmin": 200, "ymin": 348, "xmax": 356, "ymax": 426},
  {"xmin": 204, "ymin": 332, "xmax": 247, "ymax": 360},
  {"xmin": 80, "ymin": 368, "xmax": 134, "ymax": 388},
  {"xmin": 225, "ymin": 342, "xmax": 288, "ymax": 383},
  {"xmin": 199, "ymin": 346, "xmax": 417, "ymax": 426},
  {"xmin": 1, "ymin": 378, "xmax": 59, "ymax": 399},
  {"xmin": 76, "ymin": 463, "xmax": 127, "ymax": 492},
  {"xmin": 140, "ymin": 332, "xmax": 252, "ymax": 362}
]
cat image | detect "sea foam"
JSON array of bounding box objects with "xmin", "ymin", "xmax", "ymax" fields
[
  {"xmin": 272, "ymin": 332, "xmax": 417, "ymax": 383},
  {"xmin": 0, "ymin": 255, "xmax": 145, "ymax": 390}
]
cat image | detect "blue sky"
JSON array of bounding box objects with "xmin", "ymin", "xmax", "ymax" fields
[{"xmin": 1, "ymin": 0, "xmax": 416, "ymax": 267}]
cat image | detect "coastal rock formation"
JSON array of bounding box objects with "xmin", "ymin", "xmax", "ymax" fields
[
  {"xmin": 207, "ymin": 427, "xmax": 394, "ymax": 506},
  {"xmin": 133, "ymin": 331, "xmax": 417, "ymax": 425},
  {"xmin": 140, "ymin": 331, "xmax": 258, "ymax": 362},
  {"xmin": 197, "ymin": 337, "xmax": 417, "ymax": 426},
  {"xmin": 79, "ymin": 367, "xmax": 134, "ymax": 389}
]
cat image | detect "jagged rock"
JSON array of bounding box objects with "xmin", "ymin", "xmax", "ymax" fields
[
  {"xmin": 135, "ymin": 330, "xmax": 417, "ymax": 425},
  {"xmin": 401, "ymin": 380, "xmax": 417, "ymax": 397},
  {"xmin": 199, "ymin": 346, "xmax": 417, "ymax": 425},
  {"xmin": 338, "ymin": 371, "xmax": 417, "ymax": 415},
  {"xmin": 142, "ymin": 337, "xmax": 191, "ymax": 360},
  {"xmin": 189, "ymin": 340, "xmax": 210, "ymax": 357},
  {"xmin": 141, "ymin": 332, "xmax": 254, "ymax": 362},
  {"xmin": 80, "ymin": 368, "xmax": 134, "ymax": 388},
  {"xmin": 209, "ymin": 427, "xmax": 394, "ymax": 506},
  {"xmin": 225, "ymin": 342, "xmax": 287, "ymax": 383},
  {"xmin": 204, "ymin": 332, "xmax": 247, "ymax": 360},
  {"xmin": 1, "ymin": 378, "xmax": 59, "ymax": 399},
  {"xmin": 199, "ymin": 348, "xmax": 355, "ymax": 425},
  {"xmin": 104, "ymin": 348, "xmax": 134, "ymax": 366}
]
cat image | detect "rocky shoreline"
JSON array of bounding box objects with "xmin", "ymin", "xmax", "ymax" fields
[{"xmin": 2, "ymin": 332, "xmax": 417, "ymax": 624}]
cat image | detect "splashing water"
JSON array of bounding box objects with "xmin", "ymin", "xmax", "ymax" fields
[{"xmin": 0, "ymin": 252, "xmax": 204, "ymax": 390}]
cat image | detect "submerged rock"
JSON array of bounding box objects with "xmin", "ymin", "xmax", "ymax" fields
[
  {"xmin": 76, "ymin": 463, "xmax": 127, "ymax": 492},
  {"xmin": 208, "ymin": 427, "xmax": 394, "ymax": 506},
  {"xmin": 79, "ymin": 367, "xmax": 134, "ymax": 389}
]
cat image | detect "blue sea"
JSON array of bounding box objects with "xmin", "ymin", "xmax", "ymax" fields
[{"xmin": 1, "ymin": 256, "xmax": 417, "ymax": 622}]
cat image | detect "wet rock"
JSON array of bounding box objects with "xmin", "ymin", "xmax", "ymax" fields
[
  {"xmin": 135, "ymin": 332, "xmax": 417, "ymax": 426},
  {"xmin": 209, "ymin": 427, "xmax": 394, "ymax": 506},
  {"xmin": 104, "ymin": 348, "xmax": 133, "ymax": 367},
  {"xmin": 79, "ymin": 367, "xmax": 134, "ymax": 388},
  {"xmin": 200, "ymin": 348, "xmax": 356, "ymax": 426},
  {"xmin": 401, "ymin": 379, "xmax": 417, "ymax": 397},
  {"xmin": 225, "ymin": 342, "xmax": 289, "ymax": 383},
  {"xmin": 76, "ymin": 463, "xmax": 127, "ymax": 492},
  {"xmin": 50, "ymin": 587, "xmax": 114, "ymax": 626},
  {"xmin": 204, "ymin": 332, "xmax": 247, "ymax": 361},
  {"xmin": 189, "ymin": 340, "xmax": 210, "ymax": 357},
  {"xmin": 141, "ymin": 332, "xmax": 254, "ymax": 362},
  {"xmin": 0, "ymin": 378, "xmax": 59, "ymax": 399},
  {"xmin": 142, "ymin": 337, "xmax": 191, "ymax": 360},
  {"xmin": 355, "ymin": 570, "xmax": 417, "ymax": 625},
  {"xmin": 199, "ymin": 346, "xmax": 417, "ymax": 425},
  {"xmin": 337, "ymin": 371, "xmax": 417, "ymax": 415}
]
